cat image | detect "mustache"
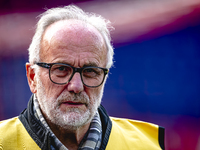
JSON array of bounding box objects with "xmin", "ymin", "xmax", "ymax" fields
[{"xmin": 57, "ymin": 92, "xmax": 90, "ymax": 105}]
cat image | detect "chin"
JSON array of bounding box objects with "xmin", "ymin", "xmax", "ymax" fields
[{"xmin": 48, "ymin": 107, "xmax": 96, "ymax": 130}]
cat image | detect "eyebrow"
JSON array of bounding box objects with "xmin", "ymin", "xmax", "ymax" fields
[{"xmin": 83, "ymin": 62, "xmax": 98, "ymax": 67}]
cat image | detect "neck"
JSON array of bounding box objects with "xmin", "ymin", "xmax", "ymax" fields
[{"xmin": 47, "ymin": 120, "xmax": 90, "ymax": 150}]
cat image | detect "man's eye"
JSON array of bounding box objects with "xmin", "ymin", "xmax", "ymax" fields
[
  {"xmin": 85, "ymin": 68, "xmax": 100, "ymax": 74},
  {"xmin": 83, "ymin": 68, "xmax": 102, "ymax": 77},
  {"xmin": 51, "ymin": 65, "xmax": 72, "ymax": 76},
  {"xmin": 58, "ymin": 66, "xmax": 67, "ymax": 71},
  {"xmin": 85, "ymin": 68, "xmax": 96, "ymax": 73},
  {"xmin": 54, "ymin": 66, "xmax": 71, "ymax": 72}
]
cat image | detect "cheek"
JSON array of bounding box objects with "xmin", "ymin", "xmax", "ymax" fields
[
  {"xmin": 46, "ymin": 84, "xmax": 64, "ymax": 99},
  {"xmin": 37, "ymin": 72, "xmax": 59, "ymax": 98},
  {"xmin": 85, "ymin": 87, "xmax": 102, "ymax": 102}
]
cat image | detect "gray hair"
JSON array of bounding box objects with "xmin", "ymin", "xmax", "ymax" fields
[{"xmin": 28, "ymin": 5, "xmax": 114, "ymax": 68}]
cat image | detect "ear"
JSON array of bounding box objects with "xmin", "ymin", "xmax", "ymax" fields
[{"xmin": 26, "ymin": 63, "xmax": 37, "ymax": 93}]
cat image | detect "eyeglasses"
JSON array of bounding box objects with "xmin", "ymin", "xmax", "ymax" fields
[{"xmin": 35, "ymin": 62, "xmax": 109, "ymax": 88}]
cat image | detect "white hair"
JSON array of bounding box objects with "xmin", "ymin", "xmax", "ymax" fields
[{"xmin": 28, "ymin": 5, "xmax": 114, "ymax": 68}]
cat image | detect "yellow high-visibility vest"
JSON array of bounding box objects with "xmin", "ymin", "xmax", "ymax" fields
[
  {"xmin": 0, "ymin": 117, "xmax": 163, "ymax": 150},
  {"xmin": 106, "ymin": 117, "xmax": 163, "ymax": 149}
]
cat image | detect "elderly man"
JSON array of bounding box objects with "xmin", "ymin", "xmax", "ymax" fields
[{"xmin": 0, "ymin": 5, "xmax": 164, "ymax": 150}]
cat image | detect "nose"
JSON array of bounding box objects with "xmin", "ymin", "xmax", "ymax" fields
[{"xmin": 67, "ymin": 72, "xmax": 84, "ymax": 93}]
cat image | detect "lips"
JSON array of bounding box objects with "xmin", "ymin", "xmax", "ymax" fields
[{"xmin": 62, "ymin": 101, "xmax": 85, "ymax": 106}]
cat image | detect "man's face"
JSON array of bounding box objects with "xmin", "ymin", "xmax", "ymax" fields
[{"xmin": 34, "ymin": 20, "xmax": 107, "ymax": 130}]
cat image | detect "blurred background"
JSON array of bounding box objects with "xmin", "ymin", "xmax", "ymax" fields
[{"xmin": 0, "ymin": 0, "xmax": 200, "ymax": 149}]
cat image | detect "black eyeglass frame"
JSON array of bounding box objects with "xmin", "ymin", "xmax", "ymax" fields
[{"xmin": 35, "ymin": 62, "xmax": 109, "ymax": 88}]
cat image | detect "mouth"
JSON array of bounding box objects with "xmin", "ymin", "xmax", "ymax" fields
[{"xmin": 61, "ymin": 101, "xmax": 85, "ymax": 106}]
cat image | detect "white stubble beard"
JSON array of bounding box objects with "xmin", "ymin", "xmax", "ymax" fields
[{"xmin": 35, "ymin": 73, "xmax": 104, "ymax": 130}]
